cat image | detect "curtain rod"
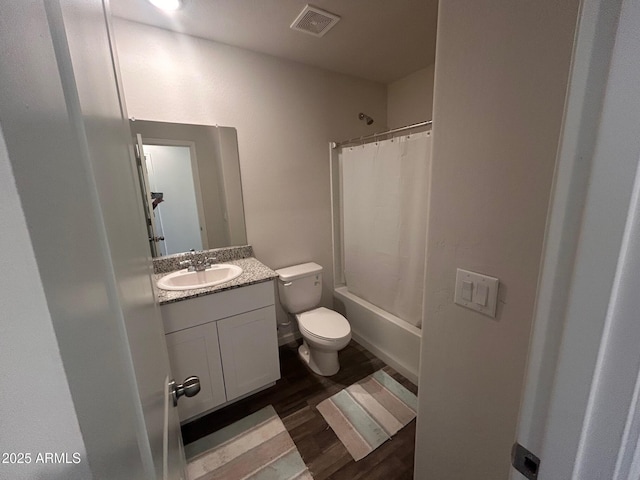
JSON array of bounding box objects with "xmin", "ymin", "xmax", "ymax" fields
[{"xmin": 332, "ymin": 120, "xmax": 432, "ymax": 148}]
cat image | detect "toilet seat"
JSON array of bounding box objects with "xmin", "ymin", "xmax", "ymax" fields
[{"xmin": 296, "ymin": 307, "xmax": 350, "ymax": 341}]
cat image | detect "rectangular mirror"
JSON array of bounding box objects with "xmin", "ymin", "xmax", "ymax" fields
[{"xmin": 130, "ymin": 120, "xmax": 247, "ymax": 257}]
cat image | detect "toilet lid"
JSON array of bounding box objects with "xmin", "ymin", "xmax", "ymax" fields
[{"xmin": 297, "ymin": 307, "xmax": 350, "ymax": 340}]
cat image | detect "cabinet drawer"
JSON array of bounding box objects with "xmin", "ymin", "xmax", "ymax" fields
[{"xmin": 161, "ymin": 280, "xmax": 275, "ymax": 334}]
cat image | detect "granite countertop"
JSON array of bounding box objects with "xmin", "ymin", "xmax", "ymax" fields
[{"xmin": 154, "ymin": 257, "xmax": 278, "ymax": 305}]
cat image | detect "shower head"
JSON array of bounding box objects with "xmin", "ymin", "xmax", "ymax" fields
[{"xmin": 359, "ymin": 112, "xmax": 374, "ymax": 126}]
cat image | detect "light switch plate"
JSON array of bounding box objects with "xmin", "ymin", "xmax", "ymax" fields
[{"xmin": 454, "ymin": 268, "xmax": 499, "ymax": 317}]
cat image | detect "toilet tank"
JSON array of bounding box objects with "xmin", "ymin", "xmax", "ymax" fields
[{"xmin": 275, "ymin": 262, "xmax": 323, "ymax": 314}]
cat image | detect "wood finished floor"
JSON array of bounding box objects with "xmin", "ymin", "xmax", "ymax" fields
[{"xmin": 181, "ymin": 340, "xmax": 418, "ymax": 479}]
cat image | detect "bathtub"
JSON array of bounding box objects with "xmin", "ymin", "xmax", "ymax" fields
[{"xmin": 333, "ymin": 286, "xmax": 421, "ymax": 385}]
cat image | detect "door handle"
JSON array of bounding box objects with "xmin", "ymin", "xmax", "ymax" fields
[{"xmin": 169, "ymin": 376, "xmax": 201, "ymax": 407}]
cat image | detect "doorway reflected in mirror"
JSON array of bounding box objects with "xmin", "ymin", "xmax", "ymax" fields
[{"xmin": 130, "ymin": 120, "xmax": 247, "ymax": 257}]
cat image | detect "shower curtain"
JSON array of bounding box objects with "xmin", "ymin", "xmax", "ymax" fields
[{"xmin": 341, "ymin": 131, "xmax": 431, "ymax": 328}]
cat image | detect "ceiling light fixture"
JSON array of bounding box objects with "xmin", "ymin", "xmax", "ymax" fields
[{"xmin": 147, "ymin": 0, "xmax": 182, "ymax": 11}]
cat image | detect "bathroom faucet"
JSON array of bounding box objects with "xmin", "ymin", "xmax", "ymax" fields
[
  {"xmin": 180, "ymin": 255, "xmax": 217, "ymax": 272},
  {"xmin": 179, "ymin": 259, "xmax": 196, "ymax": 272},
  {"xmin": 194, "ymin": 256, "xmax": 216, "ymax": 272}
]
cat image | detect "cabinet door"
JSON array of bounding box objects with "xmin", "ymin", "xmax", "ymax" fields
[
  {"xmin": 217, "ymin": 306, "xmax": 280, "ymax": 401},
  {"xmin": 166, "ymin": 322, "xmax": 226, "ymax": 421}
]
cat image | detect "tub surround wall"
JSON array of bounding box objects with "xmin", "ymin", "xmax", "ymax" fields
[{"xmin": 387, "ymin": 64, "xmax": 435, "ymax": 129}]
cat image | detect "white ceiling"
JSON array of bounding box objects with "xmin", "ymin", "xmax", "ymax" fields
[{"xmin": 110, "ymin": 0, "xmax": 438, "ymax": 84}]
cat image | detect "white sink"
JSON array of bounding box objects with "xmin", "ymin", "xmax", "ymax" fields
[{"xmin": 157, "ymin": 264, "xmax": 243, "ymax": 291}]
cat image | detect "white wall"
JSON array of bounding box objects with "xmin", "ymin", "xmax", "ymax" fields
[
  {"xmin": 113, "ymin": 19, "xmax": 388, "ymax": 329},
  {"xmin": 387, "ymin": 65, "xmax": 434, "ymax": 129},
  {"xmin": 415, "ymin": 1, "xmax": 580, "ymax": 479}
]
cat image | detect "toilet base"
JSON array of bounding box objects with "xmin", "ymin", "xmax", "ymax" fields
[{"xmin": 298, "ymin": 341, "xmax": 340, "ymax": 376}]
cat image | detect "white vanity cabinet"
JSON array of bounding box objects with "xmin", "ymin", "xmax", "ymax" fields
[
  {"xmin": 217, "ymin": 306, "xmax": 281, "ymax": 400},
  {"xmin": 165, "ymin": 321, "xmax": 226, "ymax": 421},
  {"xmin": 160, "ymin": 280, "xmax": 280, "ymax": 422}
]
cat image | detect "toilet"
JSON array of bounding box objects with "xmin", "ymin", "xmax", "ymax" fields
[{"xmin": 275, "ymin": 262, "xmax": 351, "ymax": 376}]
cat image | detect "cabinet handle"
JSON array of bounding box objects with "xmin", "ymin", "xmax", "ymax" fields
[{"xmin": 283, "ymin": 282, "xmax": 292, "ymax": 287}]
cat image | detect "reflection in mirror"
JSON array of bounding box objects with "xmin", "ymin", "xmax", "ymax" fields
[
  {"xmin": 144, "ymin": 143, "xmax": 205, "ymax": 255},
  {"xmin": 130, "ymin": 120, "xmax": 247, "ymax": 257}
]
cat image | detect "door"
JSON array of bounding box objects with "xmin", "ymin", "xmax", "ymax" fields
[
  {"xmin": 217, "ymin": 306, "xmax": 280, "ymax": 401},
  {"xmin": 65, "ymin": 1, "xmax": 190, "ymax": 478},
  {"xmin": 134, "ymin": 134, "xmax": 162, "ymax": 257},
  {"xmin": 0, "ymin": 0, "xmax": 189, "ymax": 478},
  {"xmin": 511, "ymin": 1, "xmax": 640, "ymax": 478},
  {"xmin": 142, "ymin": 143, "xmax": 205, "ymax": 254}
]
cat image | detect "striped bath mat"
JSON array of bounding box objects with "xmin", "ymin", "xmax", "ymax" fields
[
  {"xmin": 185, "ymin": 405, "xmax": 312, "ymax": 480},
  {"xmin": 316, "ymin": 370, "xmax": 417, "ymax": 461}
]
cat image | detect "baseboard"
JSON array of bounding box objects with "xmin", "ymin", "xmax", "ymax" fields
[
  {"xmin": 351, "ymin": 331, "xmax": 419, "ymax": 386},
  {"xmin": 278, "ymin": 330, "xmax": 301, "ymax": 347}
]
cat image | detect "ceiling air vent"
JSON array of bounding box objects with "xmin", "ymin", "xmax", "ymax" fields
[{"xmin": 290, "ymin": 5, "xmax": 341, "ymax": 38}]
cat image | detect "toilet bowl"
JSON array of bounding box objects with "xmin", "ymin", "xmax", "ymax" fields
[
  {"xmin": 296, "ymin": 307, "xmax": 351, "ymax": 376},
  {"xmin": 275, "ymin": 263, "xmax": 351, "ymax": 376}
]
